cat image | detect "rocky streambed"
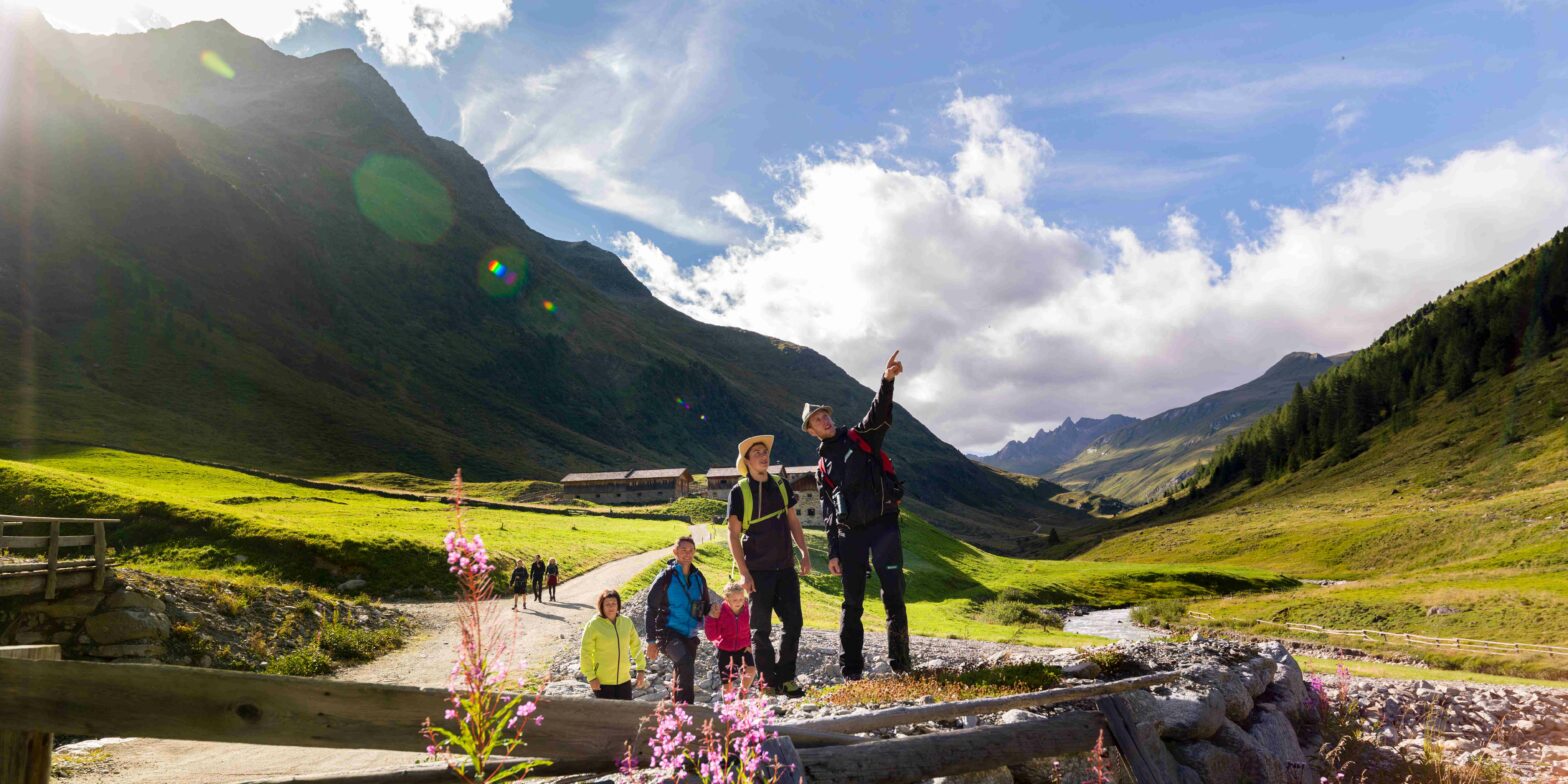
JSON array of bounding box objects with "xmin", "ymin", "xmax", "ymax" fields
[
  {"xmin": 1341, "ymin": 676, "xmax": 1568, "ymax": 782},
  {"xmin": 541, "ymin": 589, "xmax": 1566, "ymax": 783}
]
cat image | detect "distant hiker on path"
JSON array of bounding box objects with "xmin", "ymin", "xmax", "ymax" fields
[
  {"xmin": 644, "ymin": 536, "xmax": 713, "ymax": 704},
  {"xmin": 804, "ymin": 350, "xmax": 911, "ymax": 680},
  {"xmin": 546, "ymin": 557, "xmax": 560, "ymax": 602},
  {"xmin": 510, "ymin": 561, "xmax": 529, "ymax": 611},
  {"xmin": 726, "ymin": 434, "xmax": 812, "ymax": 697},
  {"xmin": 529, "ymin": 555, "xmax": 546, "ymax": 603},
  {"xmin": 580, "ymin": 589, "xmax": 646, "ymax": 700}
]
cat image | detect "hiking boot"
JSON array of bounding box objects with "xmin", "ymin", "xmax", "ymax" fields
[{"xmin": 780, "ymin": 680, "xmax": 806, "ymax": 699}]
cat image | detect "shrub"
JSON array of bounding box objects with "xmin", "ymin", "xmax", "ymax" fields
[
  {"xmin": 213, "ymin": 591, "xmax": 248, "ymax": 617},
  {"xmin": 813, "ymin": 662, "xmax": 1062, "ymax": 707},
  {"xmin": 978, "ymin": 598, "xmax": 1063, "ymax": 630},
  {"xmin": 1080, "ymin": 647, "xmax": 1141, "ymax": 678},
  {"xmin": 265, "ymin": 644, "xmax": 334, "ymax": 676},
  {"xmin": 1130, "ymin": 599, "xmax": 1190, "ymax": 628},
  {"xmin": 319, "ymin": 621, "xmax": 405, "ymax": 662}
]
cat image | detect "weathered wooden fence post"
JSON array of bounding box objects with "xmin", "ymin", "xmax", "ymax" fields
[
  {"xmin": 43, "ymin": 522, "xmax": 60, "ymax": 600},
  {"xmin": 0, "ymin": 645, "xmax": 61, "ymax": 784}
]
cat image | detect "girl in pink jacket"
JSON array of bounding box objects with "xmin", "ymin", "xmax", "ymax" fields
[{"xmin": 704, "ymin": 581, "xmax": 756, "ymax": 693}]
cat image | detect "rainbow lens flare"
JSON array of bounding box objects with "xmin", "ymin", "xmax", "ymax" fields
[
  {"xmin": 477, "ymin": 247, "xmax": 528, "ymax": 297},
  {"xmin": 542, "ymin": 300, "xmax": 557, "ymax": 313},
  {"xmin": 200, "ymin": 50, "xmax": 235, "ymax": 79}
]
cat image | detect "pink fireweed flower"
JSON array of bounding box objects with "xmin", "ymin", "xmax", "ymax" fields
[{"xmin": 422, "ymin": 469, "xmax": 542, "ymax": 784}]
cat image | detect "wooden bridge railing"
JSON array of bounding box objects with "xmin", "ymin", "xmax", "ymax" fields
[
  {"xmin": 0, "ymin": 648, "xmax": 1175, "ymax": 784},
  {"xmin": 0, "ymin": 515, "xmax": 118, "ymax": 600}
]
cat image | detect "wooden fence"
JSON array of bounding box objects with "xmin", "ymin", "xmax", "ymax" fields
[
  {"xmin": 0, "ymin": 647, "xmax": 1176, "ymax": 784},
  {"xmin": 0, "ymin": 515, "xmax": 117, "ymax": 599},
  {"xmin": 1185, "ymin": 610, "xmax": 1568, "ymax": 658}
]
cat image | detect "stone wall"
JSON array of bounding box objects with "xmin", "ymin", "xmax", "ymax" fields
[
  {"xmin": 1, "ymin": 568, "xmax": 409, "ymax": 669},
  {"xmin": 3, "ymin": 574, "xmax": 173, "ymax": 663}
]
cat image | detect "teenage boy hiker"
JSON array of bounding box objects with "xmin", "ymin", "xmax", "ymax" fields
[
  {"xmin": 644, "ymin": 535, "xmax": 713, "ymax": 704},
  {"xmin": 726, "ymin": 435, "xmax": 813, "ymax": 698},
  {"xmin": 803, "ymin": 350, "xmax": 911, "ymax": 680}
]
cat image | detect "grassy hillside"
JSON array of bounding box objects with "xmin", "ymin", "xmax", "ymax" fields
[
  {"xmin": 1050, "ymin": 352, "xmax": 1347, "ymax": 504},
  {"xmin": 0, "ymin": 17, "xmax": 1088, "ymax": 554},
  {"xmin": 1078, "ymin": 339, "xmax": 1568, "ymax": 675},
  {"xmin": 622, "ymin": 511, "xmax": 1296, "ymax": 648},
  {"xmin": 0, "ymin": 446, "xmax": 691, "ymax": 593}
]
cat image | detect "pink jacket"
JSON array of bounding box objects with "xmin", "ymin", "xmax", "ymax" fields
[{"xmin": 704, "ymin": 603, "xmax": 751, "ymax": 652}]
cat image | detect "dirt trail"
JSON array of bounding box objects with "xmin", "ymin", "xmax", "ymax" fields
[{"xmin": 69, "ymin": 525, "xmax": 708, "ymax": 784}]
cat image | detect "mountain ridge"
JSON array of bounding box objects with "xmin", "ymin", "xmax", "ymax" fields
[
  {"xmin": 1046, "ymin": 350, "xmax": 1351, "ymax": 504},
  {"xmin": 0, "ymin": 17, "xmax": 1089, "ymax": 552},
  {"xmin": 978, "ymin": 414, "xmax": 1139, "ymax": 476}
]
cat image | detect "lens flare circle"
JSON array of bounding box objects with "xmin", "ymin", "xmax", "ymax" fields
[
  {"xmin": 352, "ymin": 154, "xmax": 455, "ymax": 245},
  {"xmin": 200, "ymin": 50, "xmax": 235, "ymax": 79},
  {"xmin": 476, "ymin": 247, "xmax": 529, "ymax": 297}
]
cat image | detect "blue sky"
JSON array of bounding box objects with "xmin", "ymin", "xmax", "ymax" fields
[
  {"xmin": 27, "ymin": 0, "xmax": 1568, "ymax": 452},
  {"xmin": 268, "ymin": 0, "xmax": 1568, "ymax": 265}
]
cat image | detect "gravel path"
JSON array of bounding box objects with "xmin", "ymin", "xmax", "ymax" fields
[{"xmin": 63, "ymin": 525, "xmax": 709, "ymax": 784}]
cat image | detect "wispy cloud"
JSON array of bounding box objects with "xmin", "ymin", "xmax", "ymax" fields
[
  {"xmin": 25, "ymin": 0, "xmax": 510, "ymax": 68},
  {"xmin": 1044, "ymin": 154, "xmax": 1247, "ymax": 194},
  {"xmin": 1327, "ymin": 100, "xmax": 1365, "ymax": 136},
  {"xmin": 458, "ymin": 1, "xmax": 742, "ymax": 244},
  {"xmin": 1028, "ymin": 60, "xmax": 1424, "ymax": 124}
]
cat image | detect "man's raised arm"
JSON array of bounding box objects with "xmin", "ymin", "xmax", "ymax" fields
[{"xmin": 856, "ymin": 350, "xmax": 903, "ymax": 449}]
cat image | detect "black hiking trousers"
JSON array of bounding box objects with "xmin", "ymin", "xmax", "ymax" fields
[
  {"xmin": 532, "ymin": 576, "xmax": 544, "ymax": 602},
  {"xmin": 660, "ymin": 633, "xmax": 700, "ymax": 704},
  {"xmin": 749, "ymin": 568, "xmax": 803, "ymax": 690},
  {"xmin": 594, "ymin": 681, "xmax": 633, "ymax": 700},
  {"xmin": 836, "ymin": 515, "xmax": 910, "ymax": 679}
]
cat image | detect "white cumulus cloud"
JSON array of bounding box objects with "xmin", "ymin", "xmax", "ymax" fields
[
  {"xmin": 22, "ymin": 0, "xmax": 509, "ymax": 67},
  {"xmin": 614, "ymin": 92, "xmax": 1568, "ymax": 453}
]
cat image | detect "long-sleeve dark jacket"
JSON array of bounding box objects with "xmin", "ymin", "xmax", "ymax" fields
[
  {"xmin": 817, "ymin": 377, "xmax": 897, "ymax": 560},
  {"xmin": 530, "ymin": 560, "xmax": 546, "ymax": 583},
  {"xmin": 645, "ymin": 560, "xmax": 712, "ymax": 642}
]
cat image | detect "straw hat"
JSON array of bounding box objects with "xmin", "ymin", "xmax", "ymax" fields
[
  {"xmin": 735, "ymin": 434, "xmax": 774, "ymax": 477},
  {"xmin": 800, "ymin": 403, "xmax": 833, "ymax": 433}
]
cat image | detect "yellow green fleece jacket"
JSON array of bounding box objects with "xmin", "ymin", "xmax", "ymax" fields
[{"xmin": 579, "ymin": 614, "xmax": 646, "ymax": 686}]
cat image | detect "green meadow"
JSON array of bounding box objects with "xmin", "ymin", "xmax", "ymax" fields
[
  {"xmin": 1079, "ymin": 350, "xmax": 1568, "ymax": 678},
  {"xmin": 623, "ymin": 511, "xmax": 1296, "ymax": 648},
  {"xmin": 0, "ymin": 446, "xmax": 691, "ymax": 593}
]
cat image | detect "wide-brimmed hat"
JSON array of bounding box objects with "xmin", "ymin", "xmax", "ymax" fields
[
  {"xmin": 735, "ymin": 434, "xmax": 775, "ymax": 477},
  {"xmin": 800, "ymin": 403, "xmax": 833, "ymax": 433}
]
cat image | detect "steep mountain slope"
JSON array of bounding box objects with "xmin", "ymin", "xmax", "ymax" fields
[
  {"xmin": 1049, "ymin": 352, "xmax": 1350, "ymax": 503},
  {"xmin": 978, "ymin": 415, "xmax": 1138, "ymax": 476},
  {"xmin": 0, "ymin": 15, "xmax": 1088, "ymax": 551}
]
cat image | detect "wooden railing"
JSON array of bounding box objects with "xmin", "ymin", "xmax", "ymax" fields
[
  {"xmin": 0, "ymin": 648, "xmax": 1176, "ymax": 784},
  {"xmin": 1186, "ymin": 611, "xmax": 1568, "ymax": 658},
  {"xmin": 0, "ymin": 515, "xmax": 118, "ymax": 599}
]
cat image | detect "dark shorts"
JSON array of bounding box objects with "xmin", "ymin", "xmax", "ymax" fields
[{"xmin": 718, "ymin": 648, "xmax": 754, "ymax": 676}]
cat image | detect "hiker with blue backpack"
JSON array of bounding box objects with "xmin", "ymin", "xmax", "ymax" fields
[
  {"xmin": 803, "ymin": 350, "xmax": 912, "ymax": 680},
  {"xmin": 644, "ymin": 535, "xmax": 713, "ymax": 704},
  {"xmin": 725, "ymin": 434, "xmax": 812, "ymax": 698}
]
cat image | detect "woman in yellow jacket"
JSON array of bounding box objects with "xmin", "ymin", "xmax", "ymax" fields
[{"xmin": 580, "ymin": 589, "xmax": 647, "ymax": 699}]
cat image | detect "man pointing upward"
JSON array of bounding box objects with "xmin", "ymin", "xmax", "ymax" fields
[{"xmin": 801, "ymin": 350, "xmax": 910, "ymax": 680}]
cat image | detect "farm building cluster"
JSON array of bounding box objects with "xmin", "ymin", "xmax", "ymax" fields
[{"xmin": 559, "ymin": 464, "xmax": 824, "ymax": 524}]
